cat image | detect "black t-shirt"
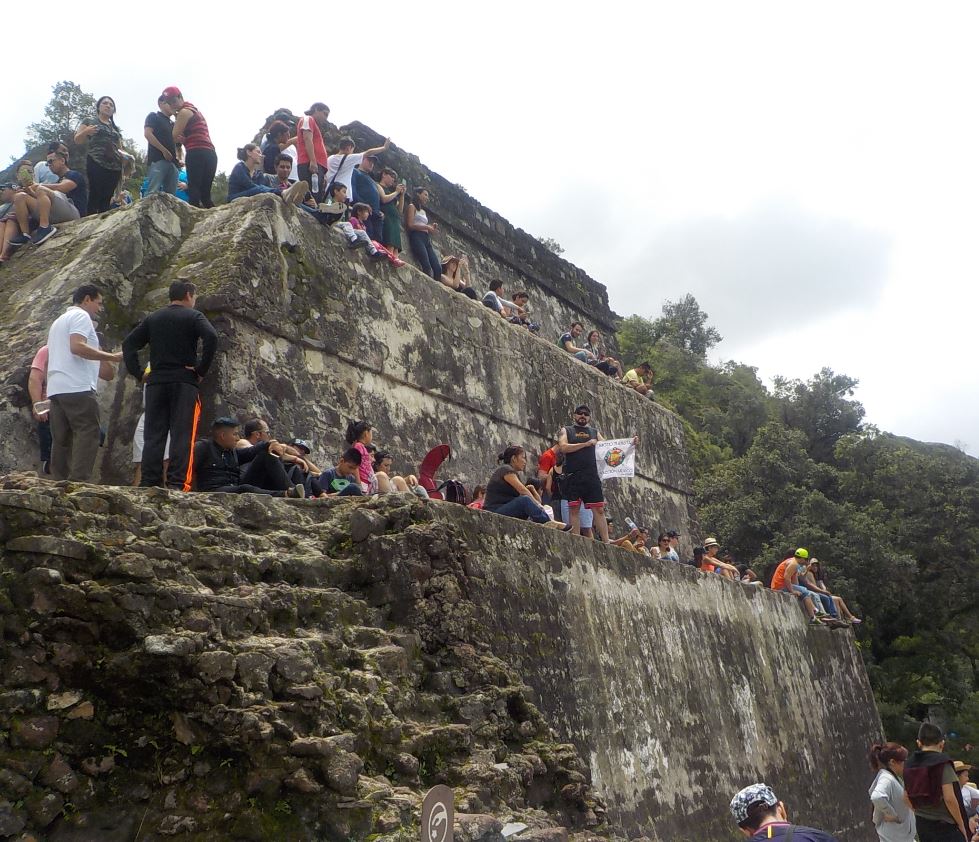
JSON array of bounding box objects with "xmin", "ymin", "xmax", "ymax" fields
[
  {"xmin": 563, "ymin": 425, "xmax": 599, "ymax": 475},
  {"xmin": 144, "ymin": 111, "xmax": 176, "ymax": 164},
  {"xmin": 483, "ymin": 465, "xmax": 520, "ymax": 510},
  {"xmin": 63, "ymin": 170, "xmax": 88, "ymax": 216}
]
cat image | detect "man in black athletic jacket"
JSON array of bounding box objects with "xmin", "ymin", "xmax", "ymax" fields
[
  {"xmin": 193, "ymin": 417, "xmax": 304, "ymax": 497},
  {"xmin": 122, "ymin": 281, "xmax": 218, "ymax": 490}
]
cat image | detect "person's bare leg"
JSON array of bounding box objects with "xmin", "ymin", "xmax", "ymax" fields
[
  {"xmin": 132, "ymin": 463, "xmax": 141, "ymax": 487},
  {"xmin": 13, "ymin": 193, "xmax": 37, "ymax": 235},
  {"xmin": 375, "ymin": 472, "xmax": 393, "ymax": 493},
  {"xmin": 34, "ymin": 190, "xmax": 51, "ymax": 228},
  {"xmin": 391, "ymin": 476, "xmax": 409, "ymax": 492},
  {"xmin": 0, "ymin": 219, "xmax": 14, "ymax": 259},
  {"xmin": 834, "ymin": 595, "xmax": 858, "ymax": 621},
  {"xmin": 569, "ymin": 504, "xmax": 582, "ymax": 536},
  {"xmin": 592, "ymin": 507, "xmax": 610, "ymax": 543}
]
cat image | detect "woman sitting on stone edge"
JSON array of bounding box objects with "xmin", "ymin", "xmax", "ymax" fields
[
  {"xmin": 482, "ymin": 445, "xmax": 571, "ymax": 530},
  {"xmin": 228, "ymin": 144, "xmax": 308, "ymax": 204}
]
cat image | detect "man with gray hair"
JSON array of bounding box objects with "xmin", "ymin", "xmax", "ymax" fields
[{"xmin": 729, "ymin": 783, "xmax": 838, "ymax": 840}]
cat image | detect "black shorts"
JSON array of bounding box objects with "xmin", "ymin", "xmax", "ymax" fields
[{"xmin": 564, "ymin": 471, "xmax": 604, "ymax": 508}]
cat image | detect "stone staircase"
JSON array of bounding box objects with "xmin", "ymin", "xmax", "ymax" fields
[{"xmin": 0, "ymin": 475, "xmax": 613, "ymax": 841}]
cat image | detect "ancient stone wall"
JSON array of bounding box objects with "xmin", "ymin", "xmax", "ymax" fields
[
  {"xmin": 0, "ymin": 480, "xmax": 882, "ymax": 840},
  {"xmin": 315, "ymin": 121, "xmax": 617, "ymax": 345},
  {"xmin": 0, "ymin": 195, "xmax": 695, "ymax": 546}
]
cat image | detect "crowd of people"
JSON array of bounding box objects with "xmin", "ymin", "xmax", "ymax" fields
[
  {"xmin": 727, "ymin": 721, "xmax": 979, "ymax": 840},
  {"xmin": 13, "ymin": 84, "xmax": 949, "ymax": 840}
]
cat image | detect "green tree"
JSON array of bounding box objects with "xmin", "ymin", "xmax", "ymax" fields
[
  {"xmin": 649, "ymin": 294, "xmax": 723, "ymax": 356},
  {"xmin": 775, "ymin": 368, "xmax": 865, "ymax": 462},
  {"xmin": 25, "ymin": 81, "xmax": 96, "ymax": 149},
  {"xmin": 537, "ymin": 236, "xmax": 564, "ymax": 255}
]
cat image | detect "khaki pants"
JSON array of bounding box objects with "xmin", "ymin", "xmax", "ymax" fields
[{"xmin": 49, "ymin": 391, "xmax": 101, "ymax": 481}]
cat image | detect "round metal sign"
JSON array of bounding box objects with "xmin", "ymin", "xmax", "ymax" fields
[{"xmin": 420, "ymin": 784, "xmax": 454, "ymax": 842}]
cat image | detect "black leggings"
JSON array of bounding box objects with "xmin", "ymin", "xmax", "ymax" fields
[
  {"xmin": 408, "ymin": 230, "xmax": 440, "ymax": 280},
  {"xmin": 86, "ymin": 157, "xmax": 121, "ymax": 215},
  {"xmin": 185, "ymin": 147, "xmax": 218, "ymax": 208}
]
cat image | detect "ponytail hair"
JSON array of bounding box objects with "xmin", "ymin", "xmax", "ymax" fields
[
  {"xmin": 869, "ymin": 742, "xmax": 908, "ymax": 771},
  {"xmin": 237, "ymin": 143, "xmax": 259, "ymax": 162},
  {"xmin": 497, "ymin": 444, "xmax": 524, "ymax": 465},
  {"xmin": 345, "ymin": 420, "xmax": 371, "ymax": 445}
]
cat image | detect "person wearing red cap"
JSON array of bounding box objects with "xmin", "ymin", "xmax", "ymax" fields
[{"xmin": 162, "ymin": 87, "xmax": 217, "ymax": 208}]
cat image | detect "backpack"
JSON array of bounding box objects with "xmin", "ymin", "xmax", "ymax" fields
[{"xmin": 436, "ymin": 479, "xmax": 469, "ymax": 505}]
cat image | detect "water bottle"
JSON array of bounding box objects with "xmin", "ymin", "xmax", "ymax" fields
[{"xmin": 310, "ymin": 173, "xmax": 319, "ymax": 195}]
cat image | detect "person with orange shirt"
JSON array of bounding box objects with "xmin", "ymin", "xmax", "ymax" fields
[{"xmin": 770, "ymin": 548, "xmax": 823, "ymax": 625}]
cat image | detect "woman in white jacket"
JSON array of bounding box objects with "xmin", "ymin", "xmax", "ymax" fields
[{"xmin": 868, "ymin": 742, "xmax": 916, "ymax": 842}]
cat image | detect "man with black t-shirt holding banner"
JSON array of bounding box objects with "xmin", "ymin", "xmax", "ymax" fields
[{"xmin": 557, "ymin": 404, "xmax": 638, "ymax": 543}]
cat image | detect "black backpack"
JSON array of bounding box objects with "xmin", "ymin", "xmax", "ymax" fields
[{"xmin": 437, "ymin": 479, "xmax": 469, "ymax": 505}]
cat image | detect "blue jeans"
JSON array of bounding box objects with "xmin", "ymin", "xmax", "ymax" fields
[
  {"xmin": 486, "ymin": 495, "xmax": 550, "ymax": 524},
  {"xmin": 408, "ymin": 230, "xmax": 441, "ymax": 280},
  {"xmin": 791, "ymin": 584, "xmax": 837, "ymax": 617},
  {"xmin": 229, "ymin": 184, "xmax": 280, "ymax": 201},
  {"xmin": 146, "ymin": 160, "xmax": 179, "ymax": 195}
]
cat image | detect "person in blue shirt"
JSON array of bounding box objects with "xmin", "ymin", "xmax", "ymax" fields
[
  {"xmin": 351, "ymin": 154, "xmax": 382, "ymax": 240},
  {"xmin": 318, "ymin": 448, "xmax": 365, "ymax": 496},
  {"xmin": 228, "ymin": 144, "xmax": 308, "ymax": 204}
]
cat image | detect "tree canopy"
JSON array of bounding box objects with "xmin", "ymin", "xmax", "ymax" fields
[
  {"xmin": 25, "ymin": 81, "xmax": 96, "ymax": 149},
  {"xmin": 617, "ymin": 302, "xmax": 979, "ymax": 749}
]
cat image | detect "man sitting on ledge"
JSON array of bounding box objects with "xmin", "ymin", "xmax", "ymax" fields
[{"xmin": 193, "ymin": 417, "xmax": 304, "ymax": 497}]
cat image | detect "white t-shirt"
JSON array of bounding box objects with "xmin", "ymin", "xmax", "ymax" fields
[
  {"xmin": 281, "ymin": 144, "xmax": 300, "ymax": 182},
  {"xmin": 46, "ymin": 306, "xmax": 100, "ymax": 396},
  {"xmin": 34, "ymin": 161, "xmax": 59, "ymax": 185},
  {"xmin": 325, "ymin": 152, "xmax": 364, "ymax": 199}
]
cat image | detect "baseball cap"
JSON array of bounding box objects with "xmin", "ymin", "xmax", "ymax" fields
[
  {"xmin": 161, "ymin": 86, "xmax": 182, "ymax": 99},
  {"xmin": 212, "ymin": 416, "xmax": 238, "ymax": 429},
  {"xmin": 573, "ymin": 404, "xmax": 591, "ymax": 414},
  {"xmin": 288, "ymin": 439, "xmax": 312, "ymax": 454},
  {"xmin": 794, "ymin": 547, "xmax": 809, "ymax": 559},
  {"xmin": 729, "ymin": 783, "xmax": 778, "ymax": 825}
]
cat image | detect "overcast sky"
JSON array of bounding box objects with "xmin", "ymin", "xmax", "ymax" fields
[{"xmin": 7, "ymin": 0, "xmax": 978, "ymax": 455}]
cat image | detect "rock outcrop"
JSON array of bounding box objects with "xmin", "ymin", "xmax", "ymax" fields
[{"xmin": 0, "ymin": 477, "xmax": 610, "ymax": 841}]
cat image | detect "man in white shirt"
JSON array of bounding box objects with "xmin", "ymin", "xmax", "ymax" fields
[
  {"xmin": 46, "ymin": 284, "xmax": 123, "ymax": 481},
  {"xmin": 324, "ymin": 136, "xmax": 389, "ymax": 201}
]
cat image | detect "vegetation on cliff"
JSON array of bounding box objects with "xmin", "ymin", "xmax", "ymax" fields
[{"xmin": 618, "ymin": 297, "xmax": 979, "ymax": 747}]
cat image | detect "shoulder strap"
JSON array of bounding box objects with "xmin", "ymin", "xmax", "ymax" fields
[
  {"xmin": 325, "ymin": 153, "xmax": 349, "ymax": 198},
  {"xmin": 783, "ymin": 826, "xmax": 794, "ymax": 842}
]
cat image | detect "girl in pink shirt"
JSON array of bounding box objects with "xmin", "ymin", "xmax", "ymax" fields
[{"xmin": 345, "ymin": 420, "xmax": 376, "ymax": 493}]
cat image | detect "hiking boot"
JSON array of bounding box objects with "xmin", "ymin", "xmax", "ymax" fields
[
  {"xmin": 824, "ymin": 617, "xmax": 851, "ymax": 629},
  {"xmin": 286, "ymin": 483, "xmax": 306, "ymax": 499},
  {"xmin": 347, "ymin": 238, "xmax": 366, "ymax": 249},
  {"xmin": 8, "ymin": 234, "xmax": 30, "ymax": 248},
  {"xmin": 281, "ymin": 180, "xmax": 309, "ymax": 205},
  {"xmin": 368, "ymin": 249, "xmax": 386, "ymax": 260},
  {"xmin": 30, "ymin": 225, "xmax": 57, "ymax": 245}
]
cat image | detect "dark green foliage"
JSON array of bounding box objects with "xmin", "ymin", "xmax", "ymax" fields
[
  {"xmin": 25, "ymin": 81, "xmax": 96, "ymax": 149},
  {"xmin": 618, "ymin": 306, "xmax": 979, "ymax": 744}
]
